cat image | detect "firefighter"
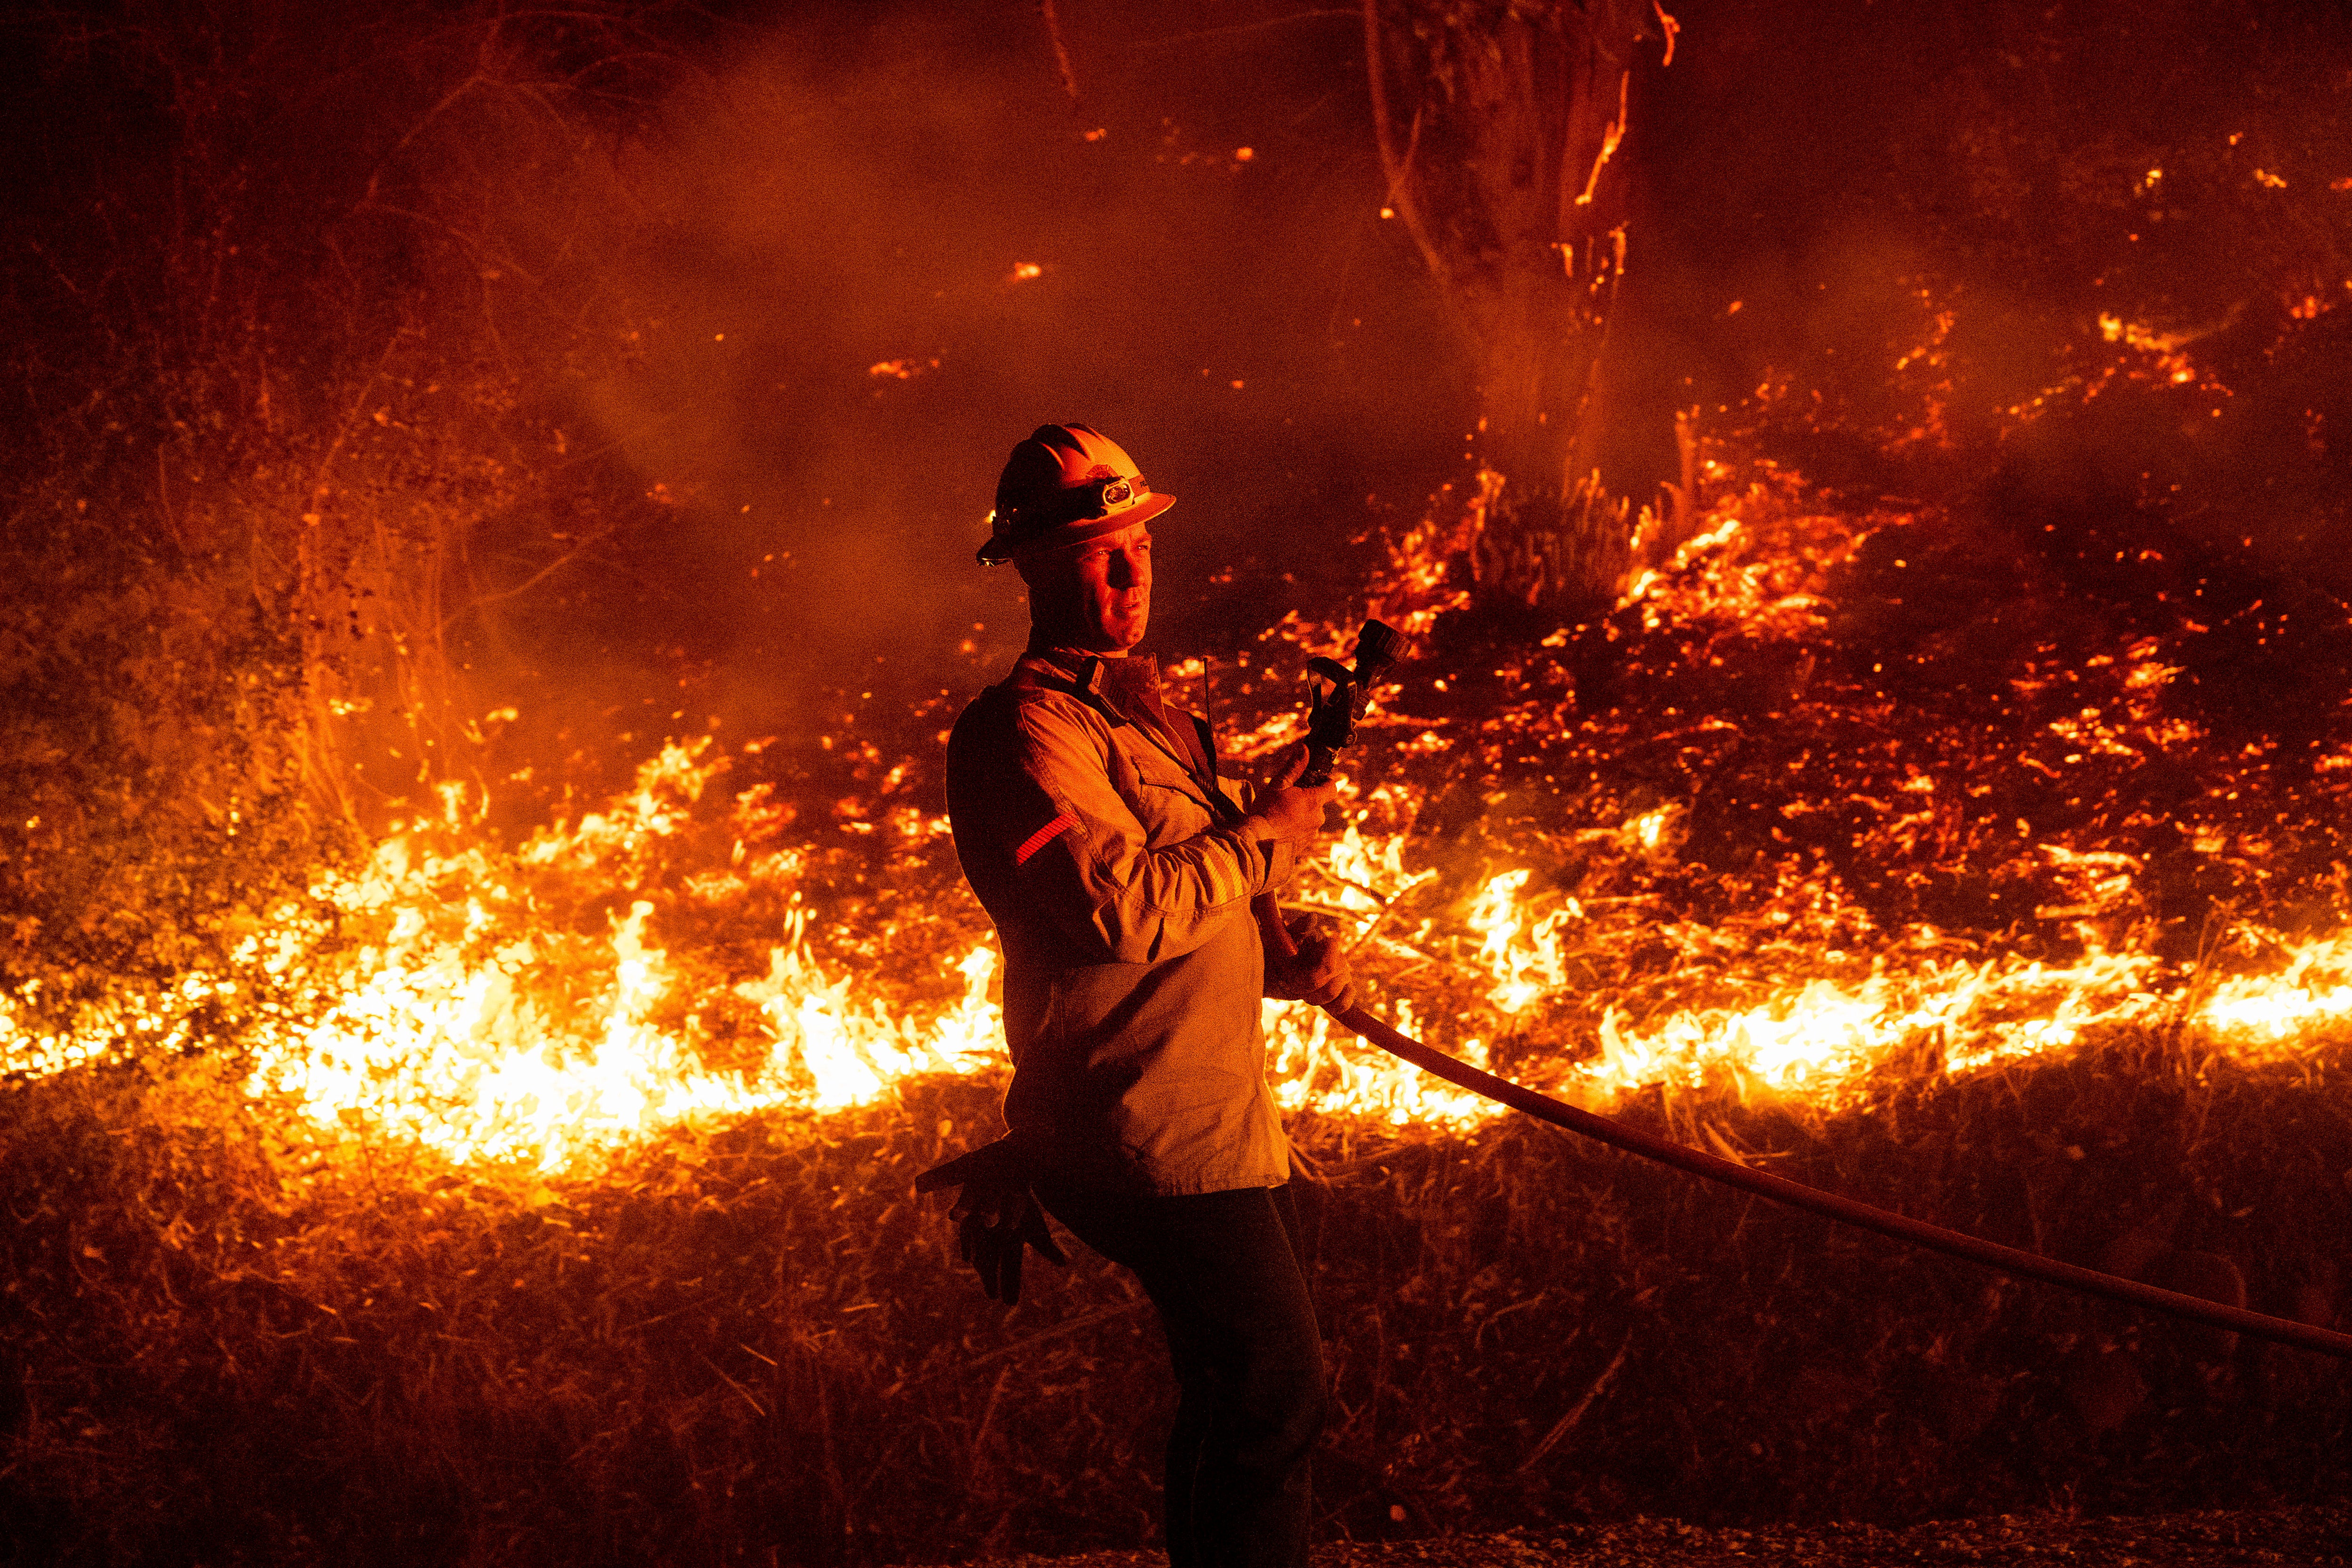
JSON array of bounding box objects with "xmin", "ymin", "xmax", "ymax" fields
[{"xmin": 918, "ymin": 423, "xmax": 1351, "ymax": 1568}]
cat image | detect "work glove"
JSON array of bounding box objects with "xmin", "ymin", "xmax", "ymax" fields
[
  {"xmin": 914, "ymin": 1133, "xmax": 1067, "ymax": 1306},
  {"xmin": 1264, "ymin": 910, "xmax": 1356, "ymax": 1013}
]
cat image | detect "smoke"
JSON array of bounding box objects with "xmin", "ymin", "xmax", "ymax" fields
[
  {"xmin": 1621, "ymin": 0, "xmax": 2352, "ymax": 518},
  {"xmin": 450, "ymin": 0, "xmax": 1465, "ymax": 767},
  {"xmin": 16, "ymin": 0, "xmax": 2343, "ymax": 819}
]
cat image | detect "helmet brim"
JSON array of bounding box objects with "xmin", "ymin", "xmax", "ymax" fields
[{"xmin": 977, "ymin": 490, "xmax": 1176, "ymax": 565}]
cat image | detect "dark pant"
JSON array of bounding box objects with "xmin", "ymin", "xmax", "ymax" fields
[{"xmin": 1036, "ymin": 1179, "xmax": 1325, "ymax": 1568}]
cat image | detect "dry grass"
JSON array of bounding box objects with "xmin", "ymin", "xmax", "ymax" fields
[
  {"xmin": 4, "ymin": 1028, "xmax": 2345, "ymax": 1567},
  {"xmin": 5, "ymin": 9, "xmax": 2350, "ymax": 1563}
]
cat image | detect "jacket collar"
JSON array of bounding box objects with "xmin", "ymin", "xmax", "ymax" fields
[{"xmin": 1017, "ymin": 644, "xmax": 1223, "ymax": 800}]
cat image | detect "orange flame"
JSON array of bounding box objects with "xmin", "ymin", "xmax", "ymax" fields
[{"xmin": 10, "ymin": 456, "xmax": 2352, "ymax": 1172}]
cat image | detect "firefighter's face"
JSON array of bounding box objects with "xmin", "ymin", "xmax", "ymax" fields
[{"xmin": 1025, "ymin": 522, "xmax": 1152, "ymax": 653}]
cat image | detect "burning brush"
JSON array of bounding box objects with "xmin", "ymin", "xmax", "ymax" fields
[{"xmin": 6, "ymin": 449, "xmax": 2352, "ymax": 1202}]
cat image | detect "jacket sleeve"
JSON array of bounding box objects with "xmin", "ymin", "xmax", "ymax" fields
[{"xmin": 1004, "ymin": 697, "xmax": 1293, "ymax": 965}]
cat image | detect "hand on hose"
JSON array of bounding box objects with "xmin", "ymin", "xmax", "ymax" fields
[
  {"xmin": 914, "ymin": 1134, "xmax": 1067, "ymax": 1305},
  {"xmin": 1264, "ymin": 911, "xmax": 1356, "ymax": 1013},
  {"xmin": 1242, "ymin": 746, "xmax": 1338, "ymax": 845}
]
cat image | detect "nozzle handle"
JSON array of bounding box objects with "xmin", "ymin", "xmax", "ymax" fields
[{"xmin": 1294, "ymin": 619, "xmax": 1405, "ymax": 788}]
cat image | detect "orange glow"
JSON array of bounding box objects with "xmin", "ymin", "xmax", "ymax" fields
[
  {"xmin": 2098, "ymin": 312, "xmax": 2205, "ymax": 386},
  {"xmin": 10, "ymin": 454, "xmax": 2352, "ymax": 1175}
]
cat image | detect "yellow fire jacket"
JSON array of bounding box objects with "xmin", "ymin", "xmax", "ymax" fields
[{"xmin": 946, "ymin": 645, "xmax": 1296, "ymax": 1195}]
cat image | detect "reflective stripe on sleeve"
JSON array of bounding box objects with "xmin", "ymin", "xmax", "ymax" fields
[{"xmin": 1014, "ymin": 812, "xmax": 1077, "ymax": 867}]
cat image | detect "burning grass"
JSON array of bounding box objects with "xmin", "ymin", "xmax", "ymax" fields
[
  {"xmin": 8, "ymin": 443, "xmax": 2352, "ymax": 1560},
  {"xmin": 17, "ymin": 443, "xmax": 2352, "ymax": 1160}
]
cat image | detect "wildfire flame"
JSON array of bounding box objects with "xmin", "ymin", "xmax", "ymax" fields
[{"xmin": 9, "ymin": 453, "xmax": 2352, "ymax": 1174}]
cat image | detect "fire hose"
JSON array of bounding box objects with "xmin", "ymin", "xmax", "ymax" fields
[{"xmin": 1253, "ymin": 621, "xmax": 2352, "ymax": 1361}]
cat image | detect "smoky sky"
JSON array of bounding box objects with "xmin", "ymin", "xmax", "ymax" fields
[
  {"xmin": 9, "ymin": 0, "xmax": 2345, "ymax": 806},
  {"xmin": 480, "ymin": 0, "xmax": 1468, "ymax": 758},
  {"xmin": 514, "ymin": 0, "xmax": 2351, "ymax": 755}
]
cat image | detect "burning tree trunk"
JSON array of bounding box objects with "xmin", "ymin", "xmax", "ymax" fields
[{"xmin": 1365, "ymin": 0, "xmax": 1677, "ymax": 607}]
